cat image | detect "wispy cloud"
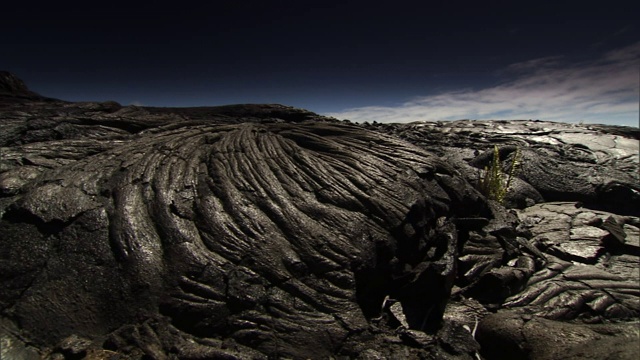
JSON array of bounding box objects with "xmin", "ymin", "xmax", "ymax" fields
[{"xmin": 327, "ymin": 43, "xmax": 640, "ymax": 126}]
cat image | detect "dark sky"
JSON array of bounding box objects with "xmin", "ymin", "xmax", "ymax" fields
[{"xmin": 2, "ymin": 1, "xmax": 639, "ymax": 125}]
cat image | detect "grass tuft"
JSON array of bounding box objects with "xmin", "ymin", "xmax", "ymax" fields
[{"xmin": 478, "ymin": 145, "xmax": 520, "ymax": 204}]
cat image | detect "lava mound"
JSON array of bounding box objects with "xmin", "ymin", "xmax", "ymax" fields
[{"xmin": 1, "ymin": 122, "xmax": 485, "ymax": 358}]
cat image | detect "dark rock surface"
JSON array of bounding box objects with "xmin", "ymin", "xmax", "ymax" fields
[
  {"xmin": 1, "ymin": 73, "xmax": 638, "ymax": 359},
  {"xmin": 477, "ymin": 311, "xmax": 639, "ymax": 360},
  {"xmin": 367, "ymin": 120, "xmax": 639, "ymax": 215}
]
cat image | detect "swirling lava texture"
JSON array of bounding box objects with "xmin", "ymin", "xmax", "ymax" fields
[{"xmin": 1, "ymin": 122, "xmax": 483, "ymax": 358}]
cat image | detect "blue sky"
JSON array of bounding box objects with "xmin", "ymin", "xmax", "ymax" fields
[
  {"xmin": 2, "ymin": 1, "xmax": 638, "ymax": 126},
  {"xmin": 329, "ymin": 43, "xmax": 640, "ymax": 125}
]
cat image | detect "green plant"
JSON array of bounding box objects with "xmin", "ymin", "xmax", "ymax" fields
[{"xmin": 478, "ymin": 145, "xmax": 520, "ymax": 204}]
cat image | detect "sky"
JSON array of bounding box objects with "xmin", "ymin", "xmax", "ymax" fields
[{"xmin": 2, "ymin": 1, "xmax": 639, "ymax": 126}]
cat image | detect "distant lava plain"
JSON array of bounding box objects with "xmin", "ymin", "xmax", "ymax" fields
[{"xmin": 1, "ymin": 71, "xmax": 638, "ymax": 359}]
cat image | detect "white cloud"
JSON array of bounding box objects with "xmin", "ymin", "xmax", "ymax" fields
[
  {"xmin": 326, "ymin": 43, "xmax": 640, "ymax": 126},
  {"xmin": 130, "ymin": 100, "xmax": 144, "ymax": 106}
]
